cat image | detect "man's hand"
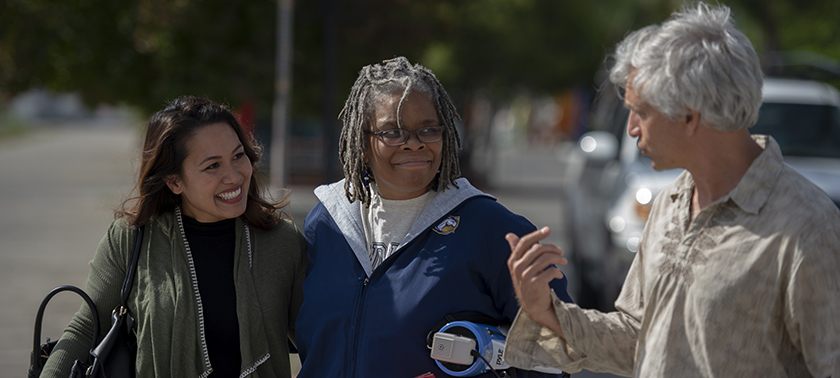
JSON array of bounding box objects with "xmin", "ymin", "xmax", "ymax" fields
[{"xmin": 506, "ymin": 227, "xmax": 567, "ymax": 336}]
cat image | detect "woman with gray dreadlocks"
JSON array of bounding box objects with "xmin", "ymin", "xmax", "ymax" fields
[{"xmin": 294, "ymin": 57, "xmax": 572, "ymax": 378}]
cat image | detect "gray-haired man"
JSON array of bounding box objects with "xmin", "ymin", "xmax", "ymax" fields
[{"xmin": 503, "ymin": 3, "xmax": 840, "ymax": 377}]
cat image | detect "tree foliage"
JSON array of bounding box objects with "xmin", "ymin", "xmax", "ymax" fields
[
  {"xmin": 2, "ymin": 0, "xmax": 839, "ymax": 118},
  {"xmin": 1, "ymin": 0, "xmax": 277, "ymax": 116}
]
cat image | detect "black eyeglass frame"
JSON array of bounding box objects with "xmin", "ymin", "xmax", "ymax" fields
[{"xmin": 365, "ymin": 125, "xmax": 445, "ymax": 146}]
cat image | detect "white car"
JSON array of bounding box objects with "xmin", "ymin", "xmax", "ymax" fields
[{"xmin": 566, "ymin": 77, "xmax": 840, "ymax": 310}]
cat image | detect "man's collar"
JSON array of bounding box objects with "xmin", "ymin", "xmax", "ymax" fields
[
  {"xmin": 669, "ymin": 135, "xmax": 784, "ymax": 214},
  {"xmin": 726, "ymin": 135, "xmax": 784, "ymax": 214},
  {"xmin": 669, "ymin": 135, "xmax": 783, "ymax": 214}
]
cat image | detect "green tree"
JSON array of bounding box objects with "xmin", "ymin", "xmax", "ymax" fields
[
  {"xmin": 2, "ymin": 0, "xmax": 838, "ymax": 119},
  {"xmin": 1, "ymin": 0, "xmax": 278, "ymax": 116}
]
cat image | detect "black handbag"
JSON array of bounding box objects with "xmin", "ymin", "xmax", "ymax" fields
[
  {"xmin": 29, "ymin": 226, "xmax": 143, "ymax": 378},
  {"xmin": 28, "ymin": 286, "xmax": 101, "ymax": 378}
]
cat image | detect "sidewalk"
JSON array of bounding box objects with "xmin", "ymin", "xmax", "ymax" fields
[{"xmin": 0, "ymin": 123, "xmax": 139, "ymax": 373}]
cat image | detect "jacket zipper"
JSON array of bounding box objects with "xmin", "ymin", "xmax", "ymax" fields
[
  {"xmin": 348, "ymin": 276, "xmax": 369, "ymax": 377},
  {"xmin": 345, "ymin": 238, "xmax": 417, "ymax": 376},
  {"xmin": 345, "ymin": 232, "xmax": 423, "ymax": 376}
]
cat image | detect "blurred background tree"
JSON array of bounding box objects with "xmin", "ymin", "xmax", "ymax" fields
[
  {"xmin": 5, "ymin": 0, "xmax": 838, "ymax": 113},
  {"xmin": 1, "ymin": 0, "xmax": 277, "ymax": 117},
  {"xmin": 2, "ymin": 0, "xmax": 838, "ymax": 180}
]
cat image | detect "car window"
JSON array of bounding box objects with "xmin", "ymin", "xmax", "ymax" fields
[{"xmin": 750, "ymin": 103, "xmax": 840, "ymax": 159}]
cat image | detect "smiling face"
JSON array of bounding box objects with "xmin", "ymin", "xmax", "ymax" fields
[
  {"xmin": 366, "ymin": 91, "xmax": 443, "ymax": 200},
  {"xmin": 624, "ymin": 75, "xmax": 687, "ymax": 171},
  {"xmin": 166, "ymin": 122, "xmax": 253, "ymax": 222}
]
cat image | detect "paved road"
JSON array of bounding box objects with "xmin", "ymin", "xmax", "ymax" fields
[
  {"xmin": 0, "ymin": 122, "xmax": 621, "ymax": 378},
  {"xmin": 0, "ymin": 122, "xmax": 139, "ymax": 374}
]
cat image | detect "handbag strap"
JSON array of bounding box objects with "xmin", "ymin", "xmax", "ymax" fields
[
  {"xmin": 28, "ymin": 226, "xmax": 143, "ymax": 378},
  {"xmin": 29, "ymin": 285, "xmax": 100, "ymax": 378},
  {"xmin": 120, "ymin": 226, "xmax": 144, "ymax": 306}
]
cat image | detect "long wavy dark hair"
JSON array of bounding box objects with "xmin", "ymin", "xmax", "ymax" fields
[{"xmin": 118, "ymin": 96, "xmax": 288, "ymax": 230}]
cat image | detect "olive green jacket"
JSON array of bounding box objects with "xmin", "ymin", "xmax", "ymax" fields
[{"xmin": 41, "ymin": 211, "xmax": 306, "ymax": 378}]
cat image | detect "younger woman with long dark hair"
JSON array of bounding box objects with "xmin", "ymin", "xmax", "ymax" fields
[{"xmin": 41, "ymin": 96, "xmax": 305, "ymax": 378}]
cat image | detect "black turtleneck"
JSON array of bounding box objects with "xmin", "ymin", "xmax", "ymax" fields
[{"xmin": 182, "ymin": 215, "xmax": 241, "ymax": 377}]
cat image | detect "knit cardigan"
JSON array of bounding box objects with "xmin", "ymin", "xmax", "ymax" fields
[{"xmin": 41, "ymin": 211, "xmax": 306, "ymax": 378}]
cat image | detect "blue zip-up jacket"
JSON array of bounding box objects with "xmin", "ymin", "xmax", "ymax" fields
[{"xmin": 296, "ymin": 178, "xmax": 573, "ymax": 378}]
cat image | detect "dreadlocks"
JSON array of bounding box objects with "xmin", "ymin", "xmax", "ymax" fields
[{"xmin": 338, "ymin": 56, "xmax": 462, "ymax": 205}]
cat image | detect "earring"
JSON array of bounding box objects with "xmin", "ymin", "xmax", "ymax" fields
[{"xmin": 363, "ymin": 172, "xmax": 371, "ymax": 187}]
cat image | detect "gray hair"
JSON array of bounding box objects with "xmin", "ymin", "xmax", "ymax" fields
[
  {"xmin": 338, "ymin": 56, "xmax": 462, "ymax": 205},
  {"xmin": 609, "ymin": 2, "xmax": 763, "ymax": 131}
]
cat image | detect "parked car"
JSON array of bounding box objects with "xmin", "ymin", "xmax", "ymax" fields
[{"xmin": 566, "ymin": 77, "xmax": 840, "ymax": 311}]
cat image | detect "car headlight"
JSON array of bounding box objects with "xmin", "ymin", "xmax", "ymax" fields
[{"xmin": 634, "ymin": 188, "xmax": 652, "ymax": 221}]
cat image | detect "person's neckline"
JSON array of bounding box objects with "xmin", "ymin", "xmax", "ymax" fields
[
  {"xmin": 371, "ymin": 182, "xmax": 436, "ymax": 206},
  {"xmin": 181, "ymin": 214, "xmax": 236, "ymax": 234}
]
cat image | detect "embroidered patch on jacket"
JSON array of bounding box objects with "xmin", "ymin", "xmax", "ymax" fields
[{"xmin": 433, "ymin": 216, "xmax": 460, "ymax": 235}]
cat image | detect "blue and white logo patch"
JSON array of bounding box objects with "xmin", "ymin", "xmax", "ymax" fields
[{"xmin": 433, "ymin": 216, "xmax": 460, "ymax": 235}]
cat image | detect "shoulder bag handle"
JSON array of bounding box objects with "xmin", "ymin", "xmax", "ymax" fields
[
  {"xmin": 28, "ymin": 286, "xmax": 101, "ymax": 378},
  {"xmin": 120, "ymin": 226, "xmax": 144, "ymax": 306}
]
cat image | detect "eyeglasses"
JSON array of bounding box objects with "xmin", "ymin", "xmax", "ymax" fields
[{"xmin": 366, "ymin": 126, "xmax": 444, "ymax": 146}]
